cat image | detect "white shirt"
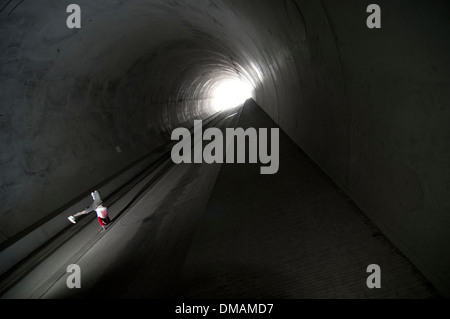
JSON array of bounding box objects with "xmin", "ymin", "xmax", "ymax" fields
[{"xmin": 95, "ymin": 205, "xmax": 108, "ymax": 218}]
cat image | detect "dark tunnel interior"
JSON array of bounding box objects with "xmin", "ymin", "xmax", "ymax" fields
[{"xmin": 0, "ymin": 0, "xmax": 450, "ymax": 299}]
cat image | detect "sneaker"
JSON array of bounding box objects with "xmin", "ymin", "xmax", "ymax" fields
[{"xmin": 68, "ymin": 216, "xmax": 76, "ymax": 224}]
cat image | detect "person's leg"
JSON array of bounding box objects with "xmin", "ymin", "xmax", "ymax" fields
[
  {"xmin": 68, "ymin": 209, "xmax": 87, "ymax": 223},
  {"xmin": 91, "ymin": 190, "xmax": 102, "ymax": 207},
  {"xmin": 73, "ymin": 210, "xmax": 87, "ymax": 218}
]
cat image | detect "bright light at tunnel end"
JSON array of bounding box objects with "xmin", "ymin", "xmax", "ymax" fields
[{"xmin": 211, "ymin": 79, "xmax": 253, "ymax": 112}]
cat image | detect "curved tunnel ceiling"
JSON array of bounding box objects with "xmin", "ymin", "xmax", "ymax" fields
[{"xmin": 35, "ymin": 0, "xmax": 269, "ymax": 141}]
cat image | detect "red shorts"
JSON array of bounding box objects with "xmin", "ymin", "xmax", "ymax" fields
[{"xmin": 97, "ymin": 215, "xmax": 111, "ymax": 226}]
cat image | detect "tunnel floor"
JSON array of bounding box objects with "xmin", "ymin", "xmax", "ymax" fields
[{"xmin": 0, "ymin": 101, "xmax": 441, "ymax": 299}]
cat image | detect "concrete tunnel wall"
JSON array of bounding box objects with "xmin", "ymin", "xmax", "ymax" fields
[{"xmin": 0, "ymin": 0, "xmax": 449, "ymax": 295}]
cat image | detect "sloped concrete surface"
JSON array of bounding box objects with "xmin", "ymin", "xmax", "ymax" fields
[{"xmin": 172, "ymin": 100, "xmax": 440, "ymax": 298}]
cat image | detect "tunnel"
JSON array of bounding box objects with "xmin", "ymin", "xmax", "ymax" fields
[{"xmin": 0, "ymin": 0, "xmax": 449, "ymax": 299}]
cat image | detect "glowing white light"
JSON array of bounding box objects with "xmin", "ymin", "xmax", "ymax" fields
[{"xmin": 211, "ymin": 79, "xmax": 253, "ymax": 112}]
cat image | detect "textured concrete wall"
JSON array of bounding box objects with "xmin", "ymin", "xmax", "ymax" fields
[
  {"xmin": 0, "ymin": 0, "xmax": 449, "ymax": 295},
  {"xmin": 329, "ymin": 0, "xmax": 450, "ymax": 295},
  {"xmin": 221, "ymin": 0, "xmax": 450, "ymax": 295},
  {"xmin": 271, "ymin": 0, "xmax": 450, "ymax": 295}
]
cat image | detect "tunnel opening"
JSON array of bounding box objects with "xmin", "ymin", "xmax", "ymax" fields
[{"xmin": 210, "ymin": 78, "xmax": 254, "ymax": 112}]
